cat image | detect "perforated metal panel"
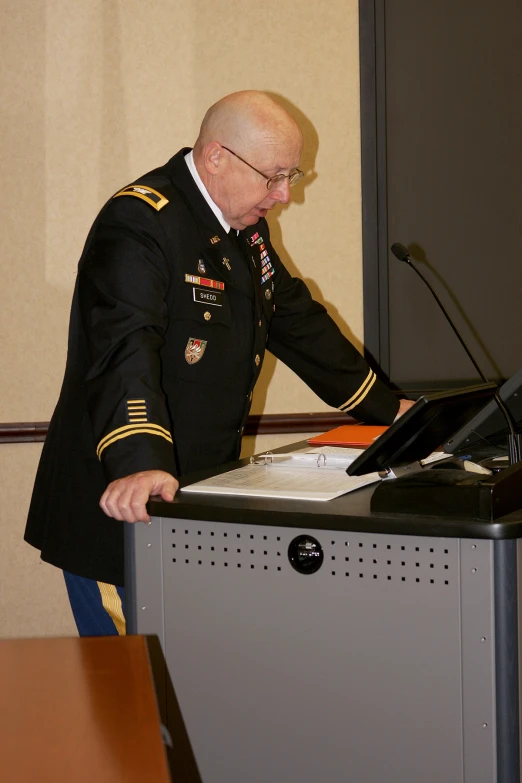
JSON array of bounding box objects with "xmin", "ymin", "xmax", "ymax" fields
[
  {"xmin": 169, "ymin": 523, "xmax": 454, "ymax": 585},
  {"xmin": 171, "ymin": 524, "xmax": 285, "ymax": 572},
  {"xmin": 130, "ymin": 518, "xmax": 498, "ymax": 783}
]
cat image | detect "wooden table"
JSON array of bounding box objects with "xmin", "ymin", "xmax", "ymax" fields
[{"xmin": 0, "ymin": 635, "xmax": 171, "ymax": 783}]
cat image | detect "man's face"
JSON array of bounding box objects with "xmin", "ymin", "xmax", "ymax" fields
[{"xmin": 215, "ymin": 137, "xmax": 303, "ymax": 230}]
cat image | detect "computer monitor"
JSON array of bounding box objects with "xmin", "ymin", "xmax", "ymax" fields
[
  {"xmin": 347, "ymin": 384, "xmax": 497, "ymax": 476},
  {"xmin": 443, "ymin": 368, "xmax": 522, "ymax": 456}
]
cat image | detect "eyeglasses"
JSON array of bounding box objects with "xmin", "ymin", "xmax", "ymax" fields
[{"xmin": 221, "ymin": 145, "xmax": 304, "ymax": 191}]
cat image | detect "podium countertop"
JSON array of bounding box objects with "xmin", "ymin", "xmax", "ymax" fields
[{"xmin": 147, "ymin": 441, "xmax": 522, "ymax": 541}]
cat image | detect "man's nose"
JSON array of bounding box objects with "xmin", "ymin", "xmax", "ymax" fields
[{"xmin": 271, "ymin": 178, "xmax": 291, "ymax": 204}]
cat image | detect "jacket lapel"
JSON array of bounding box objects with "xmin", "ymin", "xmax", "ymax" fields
[{"xmin": 164, "ymin": 150, "xmax": 255, "ymax": 299}]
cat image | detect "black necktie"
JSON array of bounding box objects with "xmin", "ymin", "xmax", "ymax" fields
[
  {"xmin": 229, "ymin": 229, "xmax": 258, "ymax": 299},
  {"xmin": 229, "ymin": 229, "xmax": 241, "ymax": 251},
  {"xmin": 229, "ymin": 229, "xmax": 250, "ymax": 264}
]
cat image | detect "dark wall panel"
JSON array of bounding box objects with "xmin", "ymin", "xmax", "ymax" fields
[{"xmin": 366, "ymin": 0, "xmax": 522, "ymax": 389}]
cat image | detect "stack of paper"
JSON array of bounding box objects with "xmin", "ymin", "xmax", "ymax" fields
[{"xmin": 181, "ymin": 447, "xmax": 381, "ymax": 502}]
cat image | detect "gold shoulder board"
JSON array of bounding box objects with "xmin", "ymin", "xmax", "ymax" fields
[{"xmin": 113, "ymin": 184, "xmax": 169, "ymax": 211}]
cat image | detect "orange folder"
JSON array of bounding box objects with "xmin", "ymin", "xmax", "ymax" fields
[{"xmin": 307, "ymin": 424, "xmax": 388, "ymax": 448}]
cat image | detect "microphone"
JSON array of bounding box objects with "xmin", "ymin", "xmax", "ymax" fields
[{"xmin": 390, "ymin": 242, "xmax": 522, "ymax": 465}]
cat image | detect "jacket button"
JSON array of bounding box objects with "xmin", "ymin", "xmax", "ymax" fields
[
  {"xmin": 258, "ymin": 319, "xmax": 262, "ymax": 327},
  {"xmin": 204, "ymin": 311, "xmax": 211, "ymax": 321},
  {"xmin": 255, "ymin": 354, "xmax": 260, "ymax": 366}
]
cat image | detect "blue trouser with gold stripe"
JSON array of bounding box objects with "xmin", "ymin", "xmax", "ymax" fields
[{"xmin": 63, "ymin": 571, "xmax": 126, "ymax": 636}]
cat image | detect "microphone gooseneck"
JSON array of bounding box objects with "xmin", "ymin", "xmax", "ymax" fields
[{"xmin": 391, "ymin": 242, "xmax": 522, "ymax": 465}]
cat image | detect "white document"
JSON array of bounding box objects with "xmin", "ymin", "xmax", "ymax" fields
[{"xmin": 181, "ymin": 449, "xmax": 380, "ymax": 502}]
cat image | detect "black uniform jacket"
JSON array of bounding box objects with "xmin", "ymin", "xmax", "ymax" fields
[{"xmin": 25, "ymin": 149, "xmax": 400, "ymax": 586}]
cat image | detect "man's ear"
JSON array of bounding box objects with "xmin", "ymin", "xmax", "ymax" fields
[{"xmin": 202, "ymin": 142, "xmax": 222, "ymax": 176}]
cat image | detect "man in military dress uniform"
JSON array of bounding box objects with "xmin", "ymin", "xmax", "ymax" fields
[{"xmin": 25, "ymin": 91, "xmax": 412, "ymax": 635}]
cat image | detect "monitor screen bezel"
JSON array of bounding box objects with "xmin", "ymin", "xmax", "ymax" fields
[{"xmin": 346, "ymin": 383, "xmax": 498, "ymax": 476}]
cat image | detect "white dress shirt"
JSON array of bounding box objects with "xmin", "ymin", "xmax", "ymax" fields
[{"xmin": 184, "ymin": 150, "xmax": 232, "ymax": 234}]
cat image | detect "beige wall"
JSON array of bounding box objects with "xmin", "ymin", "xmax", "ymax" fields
[{"xmin": 1, "ymin": 0, "xmax": 363, "ymax": 638}]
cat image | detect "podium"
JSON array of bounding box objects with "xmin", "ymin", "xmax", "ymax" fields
[{"xmin": 125, "ymin": 446, "xmax": 522, "ymax": 783}]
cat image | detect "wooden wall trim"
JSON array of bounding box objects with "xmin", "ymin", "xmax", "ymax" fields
[
  {"xmin": 0, "ymin": 413, "xmax": 353, "ymax": 444},
  {"xmin": 0, "ymin": 422, "xmax": 50, "ymax": 444},
  {"xmin": 243, "ymin": 412, "xmax": 353, "ymax": 436}
]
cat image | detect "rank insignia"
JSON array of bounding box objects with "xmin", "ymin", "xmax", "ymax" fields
[
  {"xmin": 113, "ymin": 184, "xmax": 169, "ymax": 211},
  {"xmin": 210, "ymin": 235, "xmax": 220, "ymax": 245},
  {"xmin": 185, "ymin": 337, "xmax": 207, "ymax": 364},
  {"xmin": 198, "ymin": 259, "xmax": 206, "ymax": 274},
  {"xmin": 185, "ymin": 274, "xmax": 225, "ymax": 290}
]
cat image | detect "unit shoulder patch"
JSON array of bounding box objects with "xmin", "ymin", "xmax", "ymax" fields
[{"xmin": 113, "ymin": 184, "xmax": 169, "ymax": 211}]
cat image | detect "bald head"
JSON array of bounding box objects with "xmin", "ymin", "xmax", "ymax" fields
[
  {"xmin": 192, "ymin": 91, "xmax": 304, "ymax": 230},
  {"xmin": 194, "ymin": 91, "xmax": 303, "ymax": 157}
]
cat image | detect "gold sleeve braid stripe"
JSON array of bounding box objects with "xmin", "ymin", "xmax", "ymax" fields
[
  {"xmin": 338, "ymin": 369, "xmax": 377, "ymax": 413},
  {"xmin": 96, "ymin": 422, "xmax": 173, "ymax": 459},
  {"xmin": 128, "ymin": 407, "xmax": 147, "ymax": 421},
  {"xmin": 96, "ymin": 582, "xmax": 126, "ymax": 635},
  {"xmin": 113, "ymin": 185, "xmax": 169, "ymax": 211}
]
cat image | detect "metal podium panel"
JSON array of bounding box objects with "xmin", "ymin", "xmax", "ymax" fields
[{"xmin": 130, "ymin": 518, "xmax": 498, "ymax": 783}]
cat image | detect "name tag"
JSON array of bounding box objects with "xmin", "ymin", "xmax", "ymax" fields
[{"xmin": 193, "ymin": 287, "xmax": 222, "ymax": 306}]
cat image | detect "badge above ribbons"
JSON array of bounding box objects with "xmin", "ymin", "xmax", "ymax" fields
[{"xmin": 185, "ymin": 337, "xmax": 208, "ymax": 364}]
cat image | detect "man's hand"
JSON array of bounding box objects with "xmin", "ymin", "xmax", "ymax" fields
[
  {"xmin": 393, "ymin": 398, "xmax": 415, "ymax": 422},
  {"xmin": 99, "ymin": 470, "xmax": 179, "ymax": 524}
]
